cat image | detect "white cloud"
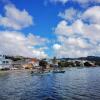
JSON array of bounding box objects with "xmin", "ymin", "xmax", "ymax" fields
[
  {"xmin": 0, "ymin": 3, "xmax": 48, "ymax": 58},
  {"xmin": 49, "ymin": 0, "xmax": 68, "ymax": 4},
  {"xmin": 82, "ymin": 6, "xmax": 100, "ymax": 24},
  {"xmin": 53, "ymin": 6, "xmax": 100, "ymax": 57},
  {"xmin": 58, "ymin": 8, "xmax": 81, "ymax": 22},
  {"xmin": 49, "ymin": 0, "xmax": 100, "ymax": 4},
  {"xmin": 32, "ymin": 50, "xmax": 48, "ymax": 59},
  {"xmin": 73, "ymin": 0, "xmax": 100, "ymax": 4},
  {"xmin": 27, "ymin": 33, "xmax": 49, "ymax": 46},
  {"xmin": 0, "ymin": 4, "xmax": 33, "ymax": 30},
  {"xmin": 55, "ymin": 20, "xmax": 74, "ymax": 36},
  {"xmin": 67, "ymin": 37, "xmax": 90, "ymax": 49},
  {"xmin": 53, "ymin": 44, "xmax": 61, "ymax": 50},
  {"xmin": 0, "ymin": 31, "xmax": 48, "ymax": 58},
  {"xmin": 55, "ymin": 20, "xmax": 84, "ymax": 36}
]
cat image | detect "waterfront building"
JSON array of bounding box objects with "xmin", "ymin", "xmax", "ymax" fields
[
  {"xmin": 22, "ymin": 58, "xmax": 39, "ymax": 69},
  {"xmin": 0, "ymin": 55, "xmax": 12, "ymax": 69},
  {"xmin": 29, "ymin": 58, "xmax": 39, "ymax": 67}
]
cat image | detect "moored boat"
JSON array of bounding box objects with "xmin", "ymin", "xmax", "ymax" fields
[
  {"xmin": 52, "ymin": 70, "xmax": 65, "ymax": 73},
  {"xmin": 30, "ymin": 70, "xmax": 51, "ymax": 75}
]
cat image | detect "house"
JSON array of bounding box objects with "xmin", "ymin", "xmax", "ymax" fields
[
  {"xmin": 12, "ymin": 59, "xmax": 28, "ymax": 69},
  {"xmin": 0, "ymin": 55, "xmax": 12, "ymax": 70},
  {"xmin": 22, "ymin": 63, "xmax": 33, "ymax": 69},
  {"xmin": 23, "ymin": 58, "xmax": 39, "ymax": 69},
  {"xmin": 11, "ymin": 57, "xmax": 39, "ymax": 69},
  {"xmin": 29, "ymin": 58, "xmax": 39, "ymax": 67}
]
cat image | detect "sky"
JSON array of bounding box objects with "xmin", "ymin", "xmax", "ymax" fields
[{"xmin": 0, "ymin": 0, "xmax": 100, "ymax": 58}]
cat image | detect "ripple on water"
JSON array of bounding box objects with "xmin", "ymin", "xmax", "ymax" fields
[{"xmin": 0, "ymin": 67, "xmax": 100, "ymax": 100}]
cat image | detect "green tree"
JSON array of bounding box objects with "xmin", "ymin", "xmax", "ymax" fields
[
  {"xmin": 39, "ymin": 60, "xmax": 48, "ymax": 70},
  {"xmin": 84, "ymin": 62, "xmax": 92, "ymax": 67}
]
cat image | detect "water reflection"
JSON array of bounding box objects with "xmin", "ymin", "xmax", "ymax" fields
[{"xmin": 0, "ymin": 67, "xmax": 100, "ymax": 100}]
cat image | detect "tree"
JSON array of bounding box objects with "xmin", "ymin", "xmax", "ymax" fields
[
  {"xmin": 39, "ymin": 60, "xmax": 47, "ymax": 70},
  {"xmin": 84, "ymin": 62, "xmax": 92, "ymax": 67},
  {"xmin": 75, "ymin": 61, "xmax": 81, "ymax": 66}
]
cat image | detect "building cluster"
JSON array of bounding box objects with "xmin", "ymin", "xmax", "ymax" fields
[
  {"xmin": 0, "ymin": 55, "xmax": 40, "ymax": 70},
  {"xmin": 0, "ymin": 55, "xmax": 97, "ymax": 71}
]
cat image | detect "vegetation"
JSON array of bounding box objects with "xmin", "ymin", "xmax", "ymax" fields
[
  {"xmin": 39, "ymin": 60, "xmax": 48, "ymax": 70},
  {"xmin": 95, "ymin": 62, "xmax": 100, "ymax": 66},
  {"xmin": 58, "ymin": 60, "xmax": 97, "ymax": 67},
  {"xmin": 58, "ymin": 61, "xmax": 75, "ymax": 67},
  {"xmin": 5, "ymin": 56, "xmax": 25, "ymax": 61},
  {"xmin": 75, "ymin": 61, "xmax": 81, "ymax": 66},
  {"xmin": 0, "ymin": 68, "xmax": 10, "ymax": 71}
]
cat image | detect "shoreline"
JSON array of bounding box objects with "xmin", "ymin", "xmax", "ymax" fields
[
  {"xmin": 0, "ymin": 69, "xmax": 32, "ymax": 74},
  {"xmin": 0, "ymin": 66, "xmax": 99, "ymax": 73}
]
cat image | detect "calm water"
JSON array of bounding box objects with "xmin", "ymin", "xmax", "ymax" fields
[{"xmin": 0, "ymin": 67, "xmax": 100, "ymax": 100}]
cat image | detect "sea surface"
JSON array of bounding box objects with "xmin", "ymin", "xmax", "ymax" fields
[{"xmin": 0, "ymin": 67, "xmax": 100, "ymax": 100}]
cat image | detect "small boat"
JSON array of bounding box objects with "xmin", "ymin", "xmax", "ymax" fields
[
  {"xmin": 31, "ymin": 71, "xmax": 34, "ymax": 74},
  {"xmin": 30, "ymin": 70, "xmax": 51, "ymax": 75},
  {"xmin": 52, "ymin": 70, "xmax": 65, "ymax": 73}
]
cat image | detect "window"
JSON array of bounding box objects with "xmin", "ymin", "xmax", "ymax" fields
[
  {"xmin": 6, "ymin": 61, "xmax": 9, "ymax": 64},
  {"xmin": 2, "ymin": 61, "xmax": 9, "ymax": 64},
  {"xmin": 3, "ymin": 61, "xmax": 5, "ymax": 64}
]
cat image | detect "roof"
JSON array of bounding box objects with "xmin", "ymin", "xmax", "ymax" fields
[{"xmin": 30, "ymin": 58, "xmax": 39, "ymax": 62}]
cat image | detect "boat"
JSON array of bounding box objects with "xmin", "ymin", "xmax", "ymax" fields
[
  {"xmin": 52, "ymin": 57, "xmax": 65, "ymax": 74},
  {"xmin": 52, "ymin": 70, "xmax": 65, "ymax": 73},
  {"xmin": 30, "ymin": 70, "xmax": 51, "ymax": 75},
  {"xmin": 52, "ymin": 63, "xmax": 65, "ymax": 73}
]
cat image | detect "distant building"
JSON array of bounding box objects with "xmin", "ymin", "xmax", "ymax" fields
[
  {"xmin": 12, "ymin": 60, "xmax": 25, "ymax": 69},
  {"xmin": 0, "ymin": 55, "xmax": 12, "ymax": 69},
  {"xmin": 22, "ymin": 58, "xmax": 39, "ymax": 69},
  {"xmin": 12, "ymin": 58, "xmax": 30, "ymax": 69},
  {"xmin": 27, "ymin": 58, "xmax": 39, "ymax": 67}
]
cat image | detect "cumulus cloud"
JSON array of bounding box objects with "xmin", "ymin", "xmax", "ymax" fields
[
  {"xmin": 53, "ymin": 6, "xmax": 100, "ymax": 58},
  {"xmin": 0, "ymin": 31, "xmax": 48, "ymax": 58},
  {"xmin": 58, "ymin": 8, "xmax": 81, "ymax": 22},
  {"xmin": 27, "ymin": 33, "xmax": 49, "ymax": 46},
  {"xmin": 53, "ymin": 44, "xmax": 61, "ymax": 50},
  {"xmin": 0, "ymin": 4, "xmax": 33, "ymax": 30},
  {"xmin": 82, "ymin": 6, "xmax": 100, "ymax": 24},
  {"xmin": 0, "ymin": 3, "xmax": 48, "ymax": 58},
  {"xmin": 67, "ymin": 37, "xmax": 91, "ymax": 49}
]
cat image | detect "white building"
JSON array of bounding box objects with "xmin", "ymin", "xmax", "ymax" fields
[
  {"xmin": 0, "ymin": 55, "xmax": 12, "ymax": 69},
  {"xmin": 28, "ymin": 58, "xmax": 39, "ymax": 67}
]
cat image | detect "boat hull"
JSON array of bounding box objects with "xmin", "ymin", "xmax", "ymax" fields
[{"xmin": 52, "ymin": 70, "xmax": 65, "ymax": 73}]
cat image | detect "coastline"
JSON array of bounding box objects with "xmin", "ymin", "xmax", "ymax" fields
[
  {"xmin": 0, "ymin": 66, "xmax": 99, "ymax": 74},
  {"xmin": 0, "ymin": 69, "xmax": 32, "ymax": 74}
]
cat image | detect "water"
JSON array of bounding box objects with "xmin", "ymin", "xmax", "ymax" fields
[{"xmin": 0, "ymin": 67, "xmax": 100, "ymax": 100}]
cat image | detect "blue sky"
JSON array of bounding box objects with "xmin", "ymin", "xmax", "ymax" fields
[{"xmin": 0, "ymin": 0, "xmax": 100, "ymax": 58}]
